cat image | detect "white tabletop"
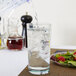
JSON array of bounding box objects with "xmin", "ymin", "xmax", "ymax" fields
[
  {"xmin": 0, "ymin": 49, "xmax": 28, "ymax": 76},
  {"xmin": 0, "ymin": 46, "xmax": 76, "ymax": 76}
]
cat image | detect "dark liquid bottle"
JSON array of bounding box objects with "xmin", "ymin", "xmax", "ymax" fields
[{"xmin": 7, "ymin": 37, "xmax": 23, "ymax": 50}]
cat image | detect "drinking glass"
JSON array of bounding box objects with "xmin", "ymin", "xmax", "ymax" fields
[{"xmin": 27, "ymin": 23, "xmax": 51, "ymax": 75}]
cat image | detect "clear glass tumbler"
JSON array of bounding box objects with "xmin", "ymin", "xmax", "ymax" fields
[{"xmin": 27, "ymin": 23, "xmax": 51, "ymax": 75}]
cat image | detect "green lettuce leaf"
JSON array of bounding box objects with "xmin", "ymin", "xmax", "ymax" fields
[{"xmin": 68, "ymin": 61, "xmax": 76, "ymax": 66}]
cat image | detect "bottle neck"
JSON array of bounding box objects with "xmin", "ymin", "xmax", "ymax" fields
[{"xmin": 9, "ymin": 27, "xmax": 20, "ymax": 37}]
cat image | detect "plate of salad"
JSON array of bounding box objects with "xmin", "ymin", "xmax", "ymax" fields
[{"xmin": 51, "ymin": 50, "xmax": 76, "ymax": 67}]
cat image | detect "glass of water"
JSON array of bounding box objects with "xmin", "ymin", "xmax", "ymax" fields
[{"xmin": 27, "ymin": 23, "xmax": 51, "ymax": 75}]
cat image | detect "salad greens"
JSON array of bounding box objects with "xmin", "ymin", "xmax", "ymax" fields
[{"xmin": 51, "ymin": 51, "xmax": 76, "ymax": 67}]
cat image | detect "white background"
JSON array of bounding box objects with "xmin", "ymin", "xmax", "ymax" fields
[
  {"xmin": 4, "ymin": 0, "xmax": 76, "ymax": 46},
  {"xmin": 33, "ymin": 0, "xmax": 76, "ymax": 46}
]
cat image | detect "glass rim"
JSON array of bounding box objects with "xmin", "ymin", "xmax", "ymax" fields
[
  {"xmin": 27, "ymin": 23, "xmax": 51, "ymax": 25},
  {"xmin": 27, "ymin": 23, "xmax": 51, "ymax": 31}
]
